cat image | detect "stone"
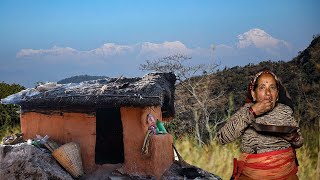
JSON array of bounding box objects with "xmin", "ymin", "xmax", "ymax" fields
[{"xmin": 0, "ymin": 143, "xmax": 73, "ymax": 180}]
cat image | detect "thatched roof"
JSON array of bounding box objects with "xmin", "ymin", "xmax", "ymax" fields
[{"xmin": 1, "ymin": 73, "xmax": 176, "ymax": 117}]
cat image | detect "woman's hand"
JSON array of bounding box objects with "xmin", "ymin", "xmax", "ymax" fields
[
  {"xmin": 281, "ymin": 132, "xmax": 300, "ymax": 142},
  {"xmin": 251, "ymin": 99, "xmax": 275, "ymax": 116}
]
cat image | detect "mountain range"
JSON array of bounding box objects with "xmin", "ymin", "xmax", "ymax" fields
[{"xmin": 58, "ymin": 36, "xmax": 320, "ymax": 129}]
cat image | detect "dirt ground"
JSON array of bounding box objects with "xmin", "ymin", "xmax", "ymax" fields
[{"xmin": 79, "ymin": 161, "xmax": 221, "ymax": 180}]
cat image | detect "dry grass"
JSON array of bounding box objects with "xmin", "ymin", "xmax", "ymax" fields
[
  {"xmin": 175, "ymin": 131, "xmax": 318, "ymax": 180},
  {"xmin": 296, "ymin": 145, "xmax": 318, "ymax": 180},
  {"xmin": 0, "ymin": 124, "xmax": 21, "ymax": 141},
  {"xmin": 175, "ymin": 136, "xmax": 239, "ymax": 180}
]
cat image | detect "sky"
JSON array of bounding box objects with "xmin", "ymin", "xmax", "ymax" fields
[{"xmin": 1, "ymin": 0, "xmax": 319, "ymax": 88}]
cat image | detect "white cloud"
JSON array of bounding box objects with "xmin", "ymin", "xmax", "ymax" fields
[
  {"xmin": 16, "ymin": 41, "xmax": 202, "ymax": 60},
  {"xmin": 16, "ymin": 46, "xmax": 77, "ymax": 58},
  {"xmin": 87, "ymin": 43, "xmax": 134, "ymax": 57},
  {"xmin": 16, "ymin": 44, "xmax": 135, "ymax": 59},
  {"xmin": 213, "ymin": 28, "xmax": 294, "ymax": 66},
  {"xmin": 139, "ymin": 41, "xmax": 191, "ymax": 56},
  {"xmin": 15, "ymin": 28, "xmax": 294, "ymax": 68},
  {"xmin": 236, "ymin": 28, "xmax": 291, "ymax": 51},
  {"xmin": 9, "ymin": 29, "xmax": 299, "ymax": 87}
]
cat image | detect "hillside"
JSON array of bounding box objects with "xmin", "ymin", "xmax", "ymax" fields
[
  {"xmin": 57, "ymin": 75, "xmax": 109, "ymax": 84},
  {"xmin": 174, "ymin": 35, "xmax": 320, "ymax": 136}
]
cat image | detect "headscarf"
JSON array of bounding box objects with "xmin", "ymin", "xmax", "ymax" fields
[{"xmin": 246, "ymin": 70, "xmax": 294, "ymax": 111}]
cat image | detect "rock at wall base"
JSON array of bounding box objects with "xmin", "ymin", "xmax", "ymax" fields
[{"xmin": 0, "ymin": 143, "xmax": 73, "ymax": 180}]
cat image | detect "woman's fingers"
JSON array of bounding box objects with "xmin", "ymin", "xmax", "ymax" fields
[
  {"xmin": 252, "ymin": 100, "xmax": 275, "ymax": 115},
  {"xmin": 262, "ymin": 99, "xmax": 274, "ymax": 111},
  {"xmin": 281, "ymin": 132, "xmax": 299, "ymax": 141}
]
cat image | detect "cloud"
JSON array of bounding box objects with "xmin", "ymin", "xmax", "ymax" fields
[
  {"xmin": 87, "ymin": 43, "xmax": 134, "ymax": 57},
  {"xmin": 15, "ymin": 28, "xmax": 294, "ymax": 69},
  {"xmin": 214, "ymin": 28, "xmax": 294, "ymax": 66},
  {"xmin": 139, "ymin": 41, "xmax": 191, "ymax": 56},
  {"xmin": 13, "ymin": 41, "xmax": 202, "ymax": 87},
  {"xmin": 16, "ymin": 41, "xmax": 197, "ymax": 59},
  {"xmin": 16, "ymin": 46, "xmax": 77, "ymax": 58},
  {"xmin": 9, "ymin": 28, "xmax": 298, "ymax": 87},
  {"xmin": 236, "ymin": 28, "xmax": 291, "ymax": 54},
  {"xmin": 16, "ymin": 44, "xmax": 135, "ymax": 59}
]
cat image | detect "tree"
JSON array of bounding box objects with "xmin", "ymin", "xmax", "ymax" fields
[
  {"xmin": 140, "ymin": 54, "xmax": 224, "ymax": 145},
  {"xmin": 0, "ymin": 82, "xmax": 25, "ymax": 137}
]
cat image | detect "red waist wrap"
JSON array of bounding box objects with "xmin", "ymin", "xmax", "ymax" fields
[{"xmin": 232, "ymin": 147, "xmax": 298, "ymax": 180}]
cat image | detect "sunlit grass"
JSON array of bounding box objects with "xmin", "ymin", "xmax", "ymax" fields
[
  {"xmin": 0, "ymin": 124, "xmax": 21, "ymax": 141},
  {"xmin": 297, "ymin": 126, "xmax": 319, "ymax": 180},
  {"xmin": 175, "ymin": 128, "xmax": 318, "ymax": 180},
  {"xmin": 296, "ymin": 145, "xmax": 317, "ymax": 179},
  {"xmin": 175, "ymin": 136, "xmax": 240, "ymax": 180}
]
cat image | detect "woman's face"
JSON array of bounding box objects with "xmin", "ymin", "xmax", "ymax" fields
[{"xmin": 251, "ymin": 73, "xmax": 279, "ymax": 108}]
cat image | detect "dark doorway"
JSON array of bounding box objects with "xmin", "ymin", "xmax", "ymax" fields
[{"xmin": 95, "ymin": 107, "xmax": 124, "ymax": 164}]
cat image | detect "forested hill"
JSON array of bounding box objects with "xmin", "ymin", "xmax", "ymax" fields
[
  {"xmin": 57, "ymin": 75, "xmax": 109, "ymax": 84},
  {"xmin": 187, "ymin": 35, "xmax": 319, "ymax": 128}
]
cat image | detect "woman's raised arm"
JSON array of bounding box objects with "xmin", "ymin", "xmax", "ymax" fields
[{"xmin": 217, "ymin": 104, "xmax": 255, "ymax": 144}]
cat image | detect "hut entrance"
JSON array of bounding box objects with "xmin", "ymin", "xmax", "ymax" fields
[{"xmin": 95, "ymin": 107, "xmax": 124, "ymax": 164}]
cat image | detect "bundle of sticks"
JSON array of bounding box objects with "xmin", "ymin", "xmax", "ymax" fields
[{"xmin": 44, "ymin": 140, "xmax": 61, "ymax": 152}]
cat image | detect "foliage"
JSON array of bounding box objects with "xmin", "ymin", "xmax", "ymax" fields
[
  {"xmin": 140, "ymin": 54, "xmax": 223, "ymax": 145},
  {"xmin": 57, "ymin": 74, "xmax": 109, "ymax": 84},
  {"xmin": 0, "ymin": 82, "xmax": 25, "ymax": 139}
]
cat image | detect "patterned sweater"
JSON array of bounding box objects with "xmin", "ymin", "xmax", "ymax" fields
[{"xmin": 217, "ymin": 103, "xmax": 303, "ymax": 154}]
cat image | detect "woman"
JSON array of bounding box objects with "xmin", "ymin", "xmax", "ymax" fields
[{"xmin": 217, "ymin": 70, "xmax": 303, "ymax": 180}]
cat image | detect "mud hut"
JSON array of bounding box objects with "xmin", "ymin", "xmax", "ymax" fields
[{"xmin": 1, "ymin": 72, "xmax": 176, "ymax": 179}]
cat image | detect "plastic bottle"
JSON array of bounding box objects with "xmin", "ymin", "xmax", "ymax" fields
[{"xmin": 156, "ymin": 119, "xmax": 167, "ymax": 134}]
